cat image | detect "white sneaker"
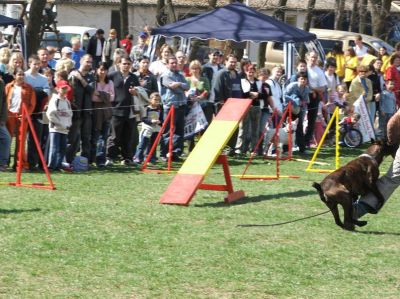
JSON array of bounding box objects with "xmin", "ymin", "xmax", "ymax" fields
[{"xmin": 105, "ymin": 159, "xmax": 114, "ymax": 166}]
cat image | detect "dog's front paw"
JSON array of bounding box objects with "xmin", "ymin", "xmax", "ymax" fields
[
  {"xmin": 343, "ymin": 221, "xmax": 355, "ymax": 231},
  {"xmin": 353, "ymin": 219, "xmax": 368, "ymax": 227}
]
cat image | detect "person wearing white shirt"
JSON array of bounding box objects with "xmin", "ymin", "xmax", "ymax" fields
[
  {"xmin": 305, "ymin": 51, "xmax": 328, "ymax": 148},
  {"xmin": 25, "ymin": 55, "xmax": 51, "ymax": 170},
  {"xmin": 354, "ymin": 34, "xmax": 368, "ymax": 62}
]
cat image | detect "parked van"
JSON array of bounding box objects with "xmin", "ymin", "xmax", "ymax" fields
[
  {"xmin": 41, "ymin": 26, "xmax": 97, "ymax": 50},
  {"xmin": 262, "ymin": 28, "xmax": 394, "ymax": 69}
]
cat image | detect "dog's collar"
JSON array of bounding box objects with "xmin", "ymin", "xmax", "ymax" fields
[{"xmin": 359, "ymin": 153, "xmax": 378, "ymax": 165}]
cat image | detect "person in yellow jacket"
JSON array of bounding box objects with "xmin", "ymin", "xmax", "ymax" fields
[
  {"xmin": 381, "ymin": 42, "xmax": 400, "ymax": 74},
  {"xmin": 348, "ymin": 65, "xmax": 374, "ymax": 117},
  {"xmin": 343, "ymin": 47, "xmax": 359, "ymax": 90},
  {"xmin": 326, "ymin": 43, "xmax": 345, "ymax": 80},
  {"xmin": 378, "ymin": 46, "xmax": 390, "ymax": 73},
  {"xmin": 360, "ymin": 48, "xmax": 377, "ymax": 67}
]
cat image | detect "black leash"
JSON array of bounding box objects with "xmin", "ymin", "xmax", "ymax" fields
[{"xmin": 237, "ymin": 210, "xmax": 331, "ymax": 227}]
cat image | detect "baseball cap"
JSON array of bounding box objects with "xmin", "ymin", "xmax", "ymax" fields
[
  {"xmin": 139, "ymin": 31, "xmax": 148, "ymax": 38},
  {"xmin": 61, "ymin": 46, "xmax": 73, "ymax": 54}
]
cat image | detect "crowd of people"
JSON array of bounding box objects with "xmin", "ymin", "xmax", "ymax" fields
[{"xmin": 0, "ymin": 30, "xmax": 399, "ymax": 172}]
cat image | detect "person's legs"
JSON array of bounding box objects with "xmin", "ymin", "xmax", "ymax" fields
[
  {"xmin": 66, "ymin": 118, "xmax": 82, "ymax": 163},
  {"xmin": 47, "ymin": 132, "xmax": 60, "ymax": 170},
  {"xmin": 355, "ymin": 146, "xmax": 400, "ymax": 218},
  {"xmin": 106, "ymin": 116, "xmax": 124, "ymax": 161},
  {"xmin": 27, "ymin": 119, "xmax": 43, "ymax": 169},
  {"xmin": 250, "ymin": 107, "xmax": 261, "ymax": 152},
  {"xmin": 58, "ymin": 133, "xmax": 68, "ymax": 169},
  {"xmin": 80, "ymin": 113, "xmax": 92, "ymax": 160},
  {"xmin": 305, "ymin": 93, "xmax": 319, "ymax": 147},
  {"xmin": 0, "ymin": 125, "xmax": 11, "ymax": 167}
]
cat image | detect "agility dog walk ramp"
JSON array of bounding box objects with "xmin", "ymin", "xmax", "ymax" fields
[{"xmin": 160, "ymin": 98, "xmax": 252, "ymax": 205}]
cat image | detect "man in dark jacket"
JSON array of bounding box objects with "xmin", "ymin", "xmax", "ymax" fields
[
  {"xmin": 106, "ymin": 57, "xmax": 140, "ymax": 166},
  {"xmin": 212, "ymin": 54, "xmax": 243, "ymax": 154},
  {"xmin": 0, "ymin": 77, "xmax": 10, "ymax": 171},
  {"xmin": 86, "ymin": 29, "xmax": 105, "ymax": 68},
  {"xmin": 66, "ymin": 54, "xmax": 95, "ymax": 163}
]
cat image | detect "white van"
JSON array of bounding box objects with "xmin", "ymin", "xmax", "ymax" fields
[{"xmin": 41, "ymin": 26, "xmax": 97, "ymax": 50}]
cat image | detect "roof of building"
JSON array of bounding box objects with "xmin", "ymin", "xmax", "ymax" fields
[{"xmin": 56, "ymin": 0, "xmax": 355, "ymax": 11}]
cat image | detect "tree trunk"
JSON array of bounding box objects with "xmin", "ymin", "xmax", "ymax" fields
[
  {"xmin": 257, "ymin": 0, "xmax": 287, "ymax": 68},
  {"xmin": 165, "ymin": 0, "xmax": 179, "ymax": 51},
  {"xmin": 334, "ymin": 0, "xmax": 346, "ymax": 30},
  {"xmin": 359, "ymin": 0, "xmax": 368, "ymax": 34},
  {"xmin": 156, "ymin": 0, "xmax": 166, "ymax": 27},
  {"xmin": 299, "ymin": 0, "xmax": 316, "ymax": 59},
  {"xmin": 370, "ymin": 0, "xmax": 392, "ymax": 41},
  {"xmin": 120, "ymin": 0, "xmax": 129, "ymax": 39},
  {"xmin": 26, "ymin": 0, "xmax": 47, "ymax": 56},
  {"xmin": 349, "ymin": 0, "xmax": 359, "ymax": 32}
]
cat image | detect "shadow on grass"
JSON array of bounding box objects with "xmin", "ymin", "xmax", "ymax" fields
[
  {"xmin": 354, "ymin": 230, "xmax": 400, "ymax": 236},
  {"xmin": 194, "ymin": 190, "xmax": 315, "ymax": 208},
  {"xmin": 0, "ymin": 208, "xmax": 41, "ymax": 214}
]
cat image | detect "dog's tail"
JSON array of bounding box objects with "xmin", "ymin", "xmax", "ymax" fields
[{"xmin": 312, "ymin": 182, "xmax": 327, "ymax": 203}]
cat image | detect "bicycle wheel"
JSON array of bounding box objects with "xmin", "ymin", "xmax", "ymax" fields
[{"xmin": 343, "ymin": 128, "xmax": 363, "ymax": 148}]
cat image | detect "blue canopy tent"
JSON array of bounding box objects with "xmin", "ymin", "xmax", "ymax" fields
[
  {"xmin": 150, "ymin": 2, "xmax": 322, "ymax": 77},
  {"xmin": 0, "ymin": 14, "xmax": 26, "ymax": 58}
]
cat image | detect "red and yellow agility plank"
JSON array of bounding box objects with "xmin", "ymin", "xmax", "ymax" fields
[{"xmin": 160, "ymin": 98, "xmax": 252, "ymax": 205}]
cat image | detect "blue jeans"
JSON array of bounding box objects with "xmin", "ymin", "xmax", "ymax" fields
[
  {"xmin": 91, "ymin": 121, "xmax": 110, "ymax": 165},
  {"xmin": 48, "ymin": 132, "xmax": 68, "ymax": 170},
  {"xmin": 160, "ymin": 105, "xmax": 186, "ymax": 157},
  {"xmin": 0, "ymin": 125, "xmax": 11, "ymax": 166},
  {"xmin": 134, "ymin": 131, "xmax": 158, "ymax": 162}
]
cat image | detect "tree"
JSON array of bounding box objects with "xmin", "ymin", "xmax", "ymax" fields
[
  {"xmin": 257, "ymin": 0, "xmax": 287, "ymax": 68},
  {"xmin": 334, "ymin": 0, "xmax": 346, "ymax": 30},
  {"xmin": 370, "ymin": 0, "xmax": 392, "ymax": 41},
  {"xmin": 349, "ymin": 0, "xmax": 359, "ymax": 32},
  {"xmin": 25, "ymin": 0, "xmax": 47, "ymax": 56},
  {"xmin": 120, "ymin": 0, "xmax": 129, "ymax": 39},
  {"xmin": 359, "ymin": 0, "xmax": 368, "ymax": 34},
  {"xmin": 299, "ymin": 0, "xmax": 316, "ymax": 59}
]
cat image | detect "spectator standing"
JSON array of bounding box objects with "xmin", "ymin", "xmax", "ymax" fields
[
  {"xmin": 343, "ymin": 47, "xmax": 358, "ymax": 90},
  {"xmin": 66, "ymin": 54, "xmax": 95, "ymax": 163},
  {"xmin": 284, "ymin": 72, "xmax": 310, "ymax": 153},
  {"xmin": 87, "ymin": 28, "xmax": 105, "ymax": 68},
  {"xmin": 149, "ymin": 44, "xmax": 173, "ymax": 91},
  {"xmin": 348, "ymin": 65, "xmax": 373, "ymax": 119},
  {"xmin": 71, "ymin": 38, "xmax": 86, "ymax": 69},
  {"xmin": 91, "ymin": 62, "xmax": 114, "ymax": 167},
  {"xmin": 46, "ymin": 83, "xmax": 73, "ymax": 171},
  {"xmin": 326, "ymin": 43, "xmax": 345, "ymax": 80},
  {"xmin": 134, "ymin": 92, "xmax": 162, "ymax": 163},
  {"xmin": 0, "ymin": 47, "xmax": 11, "ymax": 75},
  {"xmin": 201, "ymin": 50, "xmax": 223, "ymax": 103},
  {"xmin": 266, "ymin": 65, "xmax": 284, "ymax": 127},
  {"xmin": 235, "ymin": 64, "xmax": 265, "ymax": 155},
  {"xmin": 120, "ymin": 34, "xmax": 133, "ymax": 55},
  {"xmin": 134, "ymin": 56, "xmax": 158, "ymax": 96},
  {"xmin": 5, "ymin": 68, "xmax": 36, "ymax": 169},
  {"xmin": 213, "ymin": 54, "xmax": 243, "ymax": 155},
  {"xmin": 46, "ymin": 46, "xmax": 57, "ymax": 70},
  {"xmin": 37, "ymin": 48, "xmax": 50, "ymax": 73},
  {"xmin": 0, "ymin": 77, "xmax": 10, "ymax": 171},
  {"xmin": 379, "ymin": 80, "xmax": 396, "ymax": 139},
  {"xmin": 102, "ymin": 29, "xmax": 121, "ymax": 66},
  {"xmin": 175, "ymin": 50, "xmax": 190, "ymax": 77},
  {"xmin": 368, "ymin": 58, "xmax": 385, "ymax": 126},
  {"xmin": 24, "ymin": 55, "xmax": 51, "ymax": 170},
  {"xmin": 305, "ymin": 51, "xmax": 328, "ymax": 149},
  {"xmin": 384, "ymin": 54, "xmax": 400, "ymax": 107},
  {"xmin": 129, "ymin": 32, "xmax": 149, "ymax": 68},
  {"xmin": 160, "ymin": 56, "xmax": 190, "ymax": 160},
  {"xmin": 354, "ymin": 34, "xmax": 368, "ymax": 62},
  {"xmin": 106, "ymin": 57, "xmax": 140, "ymax": 166},
  {"xmin": 3, "ymin": 52, "xmax": 25, "ymax": 84}
]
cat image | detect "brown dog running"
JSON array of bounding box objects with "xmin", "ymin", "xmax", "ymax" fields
[{"xmin": 313, "ymin": 141, "xmax": 397, "ymax": 231}]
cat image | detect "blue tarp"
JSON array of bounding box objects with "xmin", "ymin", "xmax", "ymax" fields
[
  {"xmin": 152, "ymin": 2, "xmax": 316, "ymax": 43},
  {"xmin": 0, "ymin": 14, "xmax": 24, "ymax": 27}
]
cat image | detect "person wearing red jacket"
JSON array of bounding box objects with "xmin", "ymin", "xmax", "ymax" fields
[
  {"xmin": 120, "ymin": 34, "xmax": 133, "ymax": 55},
  {"xmin": 384, "ymin": 54, "xmax": 400, "ymax": 107},
  {"xmin": 6, "ymin": 68, "xmax": 36, "ymax": 169}
]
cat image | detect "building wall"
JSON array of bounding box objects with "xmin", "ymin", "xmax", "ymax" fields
[{"xmin": 56, "ymin": 4, "xmax": 159, "ymax": 38}]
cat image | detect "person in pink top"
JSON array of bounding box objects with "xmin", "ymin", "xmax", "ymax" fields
[{"xmin": 91, "ymin": 62, "xmax": 115, "ymax": 166}]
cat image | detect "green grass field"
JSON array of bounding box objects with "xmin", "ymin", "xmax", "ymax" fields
[{"xmin": 1, "ymin": 146, "xmax": 400, "ymax": 298}]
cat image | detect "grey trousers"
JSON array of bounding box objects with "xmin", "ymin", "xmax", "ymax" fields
[{"xmin": 356, "ymin": 146, "xmax": 400, "ymax": 217}]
